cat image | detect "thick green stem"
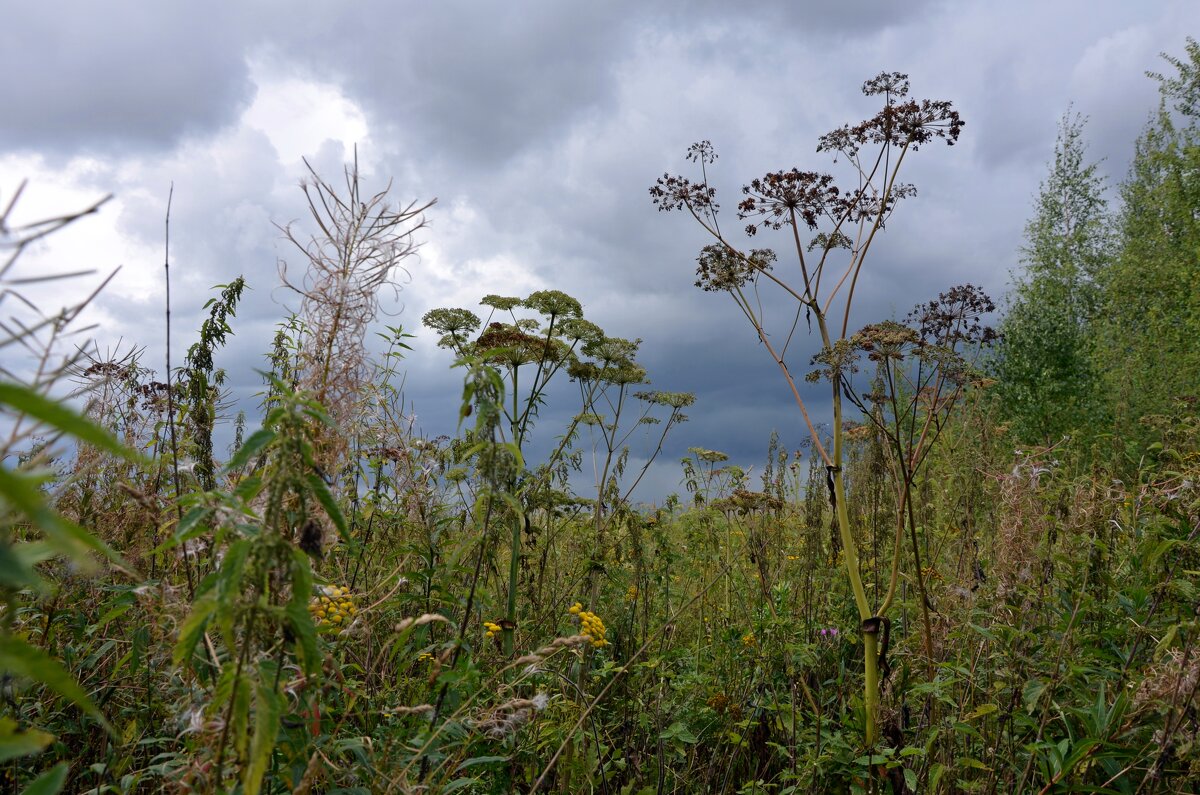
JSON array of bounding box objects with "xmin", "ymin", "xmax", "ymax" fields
[
  {"xmin": 863, "ymin": 627, "xmax": 880, "ymax": 747},
  {"xmin": 504, "ymin": 366, "xmax": 521, "ymax": 657},
  {"xmin": 828, "ymin": 346, "xmax": 879, "ymax": 747},
  {"xmin": 833, "ymin": 466, "xmax": 871, "ymax": 620},
  {"xmin": 504, "ymin": 513, "xmax": 519, "ymax": 656}
]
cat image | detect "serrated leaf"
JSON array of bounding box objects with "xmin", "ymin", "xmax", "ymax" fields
[
  {"xmin": 659, "ymin": 721, "xmax": 697, "ymax": 744},
  {"xmin": 0, "ymin": 383, "xmax": 135, "ymax": 461},
  {"xmin": 305, "ymin": 472, "xmax": 350, "ymax": 547},
  {"xmin": 244, "ymin": 681, "xmax": 283, "ymax": 795},
  {"xmin": 172, "ymin": 506, "xmax": 214, "ymax": 545},
  {"xmin": 19, "ymin": 763, "xmax": 69, "ymax": 795},
  {"xmin": 0, "ymin": 638, "xmax": 111, "ymax": 734},
  {"xmin": 963, "ymin": 703, "xmax": 998, "ymax": 721},
  {"xmin": 286, "ymin": 549, "xmax": 319, "ymax": 676},
  {"xmin": 225, "ymin": 428, "xmax": 275, "ymax": 472},
  {"xmin": 1023, "ymin": 678, "xmax": 1047, "ymax": 713},
  {"xmin": 173, "ymin": 597, "xmax": 217, "ymax": 667},
  {"xmin": 0, "ymin": 717, "xmax": 53, "ymax": 762}
]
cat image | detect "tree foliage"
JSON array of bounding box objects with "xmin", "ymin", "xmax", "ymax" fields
[
  {"xmin": 1093, "ymin": 47, "xmax": 1200, "ymax": 440},
  {"xmin": 993, "ymin": 113, "xmax": 1111, "ymax": 445}
]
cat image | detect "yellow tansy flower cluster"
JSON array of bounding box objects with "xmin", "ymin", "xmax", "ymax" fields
[
  {"xmin": 483, "ymin": 620, "xmax": 502, "ymax": 639},
  {"xmin": 626, "ymin": 584, "xmax": 638, "ymax": 601},
  {"xmin": 568, "ymin": 602, "xmax": 610, "ymax": 648},
  {"xmin": 309, "ymin": 584, "xmax": 357, "ymax": 631},
  {"xmin": 741, "ymin": 632, "xmax": 756, "ymax": 647}
]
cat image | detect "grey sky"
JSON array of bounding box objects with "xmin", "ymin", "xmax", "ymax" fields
[{"xmin": 3, "ymin": 1, "xmax": 1196, "ymax": 501}]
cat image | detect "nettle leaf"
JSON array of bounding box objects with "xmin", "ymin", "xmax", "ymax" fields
[
  {"xmin": 19, "ymin": 762, "xmax": 69, "ymax": 795},
  {"xmin": 0, "ymin": 382, "xmax": 136, "ymax": 461},
  {"xmin": 659, "ymin": 721, "xmax": 698, "ymax": 744},
  {"xmin": 225, "ymin": 428, "xmax": 276, "ymax": 472},
  {"xmin": 244, "ymin": 681, "xmax": 283, "ymax": 795},
  {"xmin": 286, "ymin": 549, "xmax": 320, "ymax": 676},
  {"xmin": 305, "ymin": 472, "xmax": 350, "ymax": 548},
  {"xmin": 0, "ymin": 717, "xmax": 53, "ymax": 762},
  {"xmin": 173, "ymin": 596, "xmax": 217, "ymax": 668},
  {"xmin": 0, "ymin": 637, "xmax": 112, "ymax": 735}
]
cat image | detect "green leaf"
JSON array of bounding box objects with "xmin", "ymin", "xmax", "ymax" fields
[
  {"xmin": 171, "ymin": 506, "xmax": 214, "ymax": 546},
  {"xmin": 659, "ymin": 721, "xmax": 698, "ymax": 744},
  {"xmin": 225, "ymin": 428, "xmax": 275, "ymax": 472},
  {"xmin": 305, "ymin": 472, "xmax": 350, "ymax": 547},
  {"xmin": 286, "ymin": 549, "xmax": 319, "ymax": 676},
  {"xmin": 173, "ymin": 597, "xmax": 216, "ymax": 668},
  {"xmin": 455, "ymin": 755, "xmax": 508, "ymax": 772},
  {"xmin": 243, "ymin": 682, "xmax": 283, "ymax": 795},
  {"xmin": 929, "ymin": 762, "xmax": 946, "ymax": 792},
  {"xmin": 956, "ymin": 756, "xmax": 991, "ymax": 771},
  {"xmin": 1060, "ymin": 738, "xmax": 1101, "ymax": 776},
  {"xmin": 19, "ymin": 763, "xmax": 69, "ymax": 795},
  {"xmin": 1023, "ymin": 678, "xmax": 1047, "ymax": 713},
  {"xmin": 0, "ymin": 717, "xmax": 53, "ymax": 762},
  {"xmin": 0, "ymin": 468, "xmax": 99, "ymax": 563},
  {"xmin": 0, "ymin": 541, "xmax": 44, "ymax": 592},
  {"xmin": 0, "ymin": 383, "xmax": 135, "ymax": 461},
  {"xmin": 0, "ymin": 637, "xmax": 111, "ymax": 734},
  {"xmin": 962, "ymin": 703, "xmax": 998, "ymax": 721}
]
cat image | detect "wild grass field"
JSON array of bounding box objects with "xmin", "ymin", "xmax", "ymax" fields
[{"xmin": 1, "ymin": 52, "xmax": 1199, "ymax": 794}]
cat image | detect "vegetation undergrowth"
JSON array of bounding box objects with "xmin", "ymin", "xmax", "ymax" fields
[{"xmin": 1, "ymin": 48, "xmax": 1199, "ymax": 795}]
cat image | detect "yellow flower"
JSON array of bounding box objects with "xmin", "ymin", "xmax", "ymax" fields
[
  {"xmin": 573, "ymin": 608, "xmax": 609, "ymax": 649},
  {"xmin": 309, "ymin": 584, "xmax": 357, "ymax": 633}
]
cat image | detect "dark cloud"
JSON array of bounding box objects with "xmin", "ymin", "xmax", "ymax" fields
[
  {"xmin": 8, "ymin": 0, "xmax": 1200, "ymax": 504},
  {"xmin": 0, "ymin": 3, "xmax": 270, "ymax": 155}
]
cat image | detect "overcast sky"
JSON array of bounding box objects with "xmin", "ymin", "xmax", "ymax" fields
[{"xmin": 3, "ymin": 1, "xmax": 1197, "ymax": 502}]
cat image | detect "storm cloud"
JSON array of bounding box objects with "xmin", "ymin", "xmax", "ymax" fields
[{"xmin": 4, "ymin": 0, "xmax": 1197, "ymax": 502}]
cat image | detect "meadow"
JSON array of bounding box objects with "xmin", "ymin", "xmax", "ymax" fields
[{"xmin": 1, "ymin": 54, "xmax": 1199, "ymax": 794}]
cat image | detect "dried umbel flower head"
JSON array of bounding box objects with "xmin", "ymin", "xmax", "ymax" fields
[
  {"xmin": 737, "ymin": 169, "xmax": 845, "ymax": 236},
  {"xmin": 906, "ymin": 283, "xmax": 997, "ymax": 349},
  {"xmin": 852, "ymin": 320, "xmax": 920, "ymax": 362},
  {"xmin": 817, "ymin": 71, "xmax": 964, "ymax": 158},
  {"xmin": 650, "ymin": 142, "xmax": 720, "ymax": 219},
  {"xmin": 694, "ymin": 244, "xmax": 777, "ymax": 292}
]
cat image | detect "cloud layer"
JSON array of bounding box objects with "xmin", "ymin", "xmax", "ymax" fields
[{"xmin": 4, "ymin": 0, "xmax": 1197, "ymax": 502}]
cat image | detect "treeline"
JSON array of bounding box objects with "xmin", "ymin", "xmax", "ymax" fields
[{"xmin": 993, "ymin": 38, "xmax": 1200, "ymax": 459}]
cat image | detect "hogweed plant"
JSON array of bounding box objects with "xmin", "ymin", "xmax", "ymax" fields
[
  {"xmin": 650, "ymin": 71, "xmax": 964, "ymax": 746},
  {"xmin": 425, "ymin": 291, "xmax": 693, "ymax": 654},
  {"xmin": 841, "ymin": 285, "xmax": 997, "ymax": 674}
]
